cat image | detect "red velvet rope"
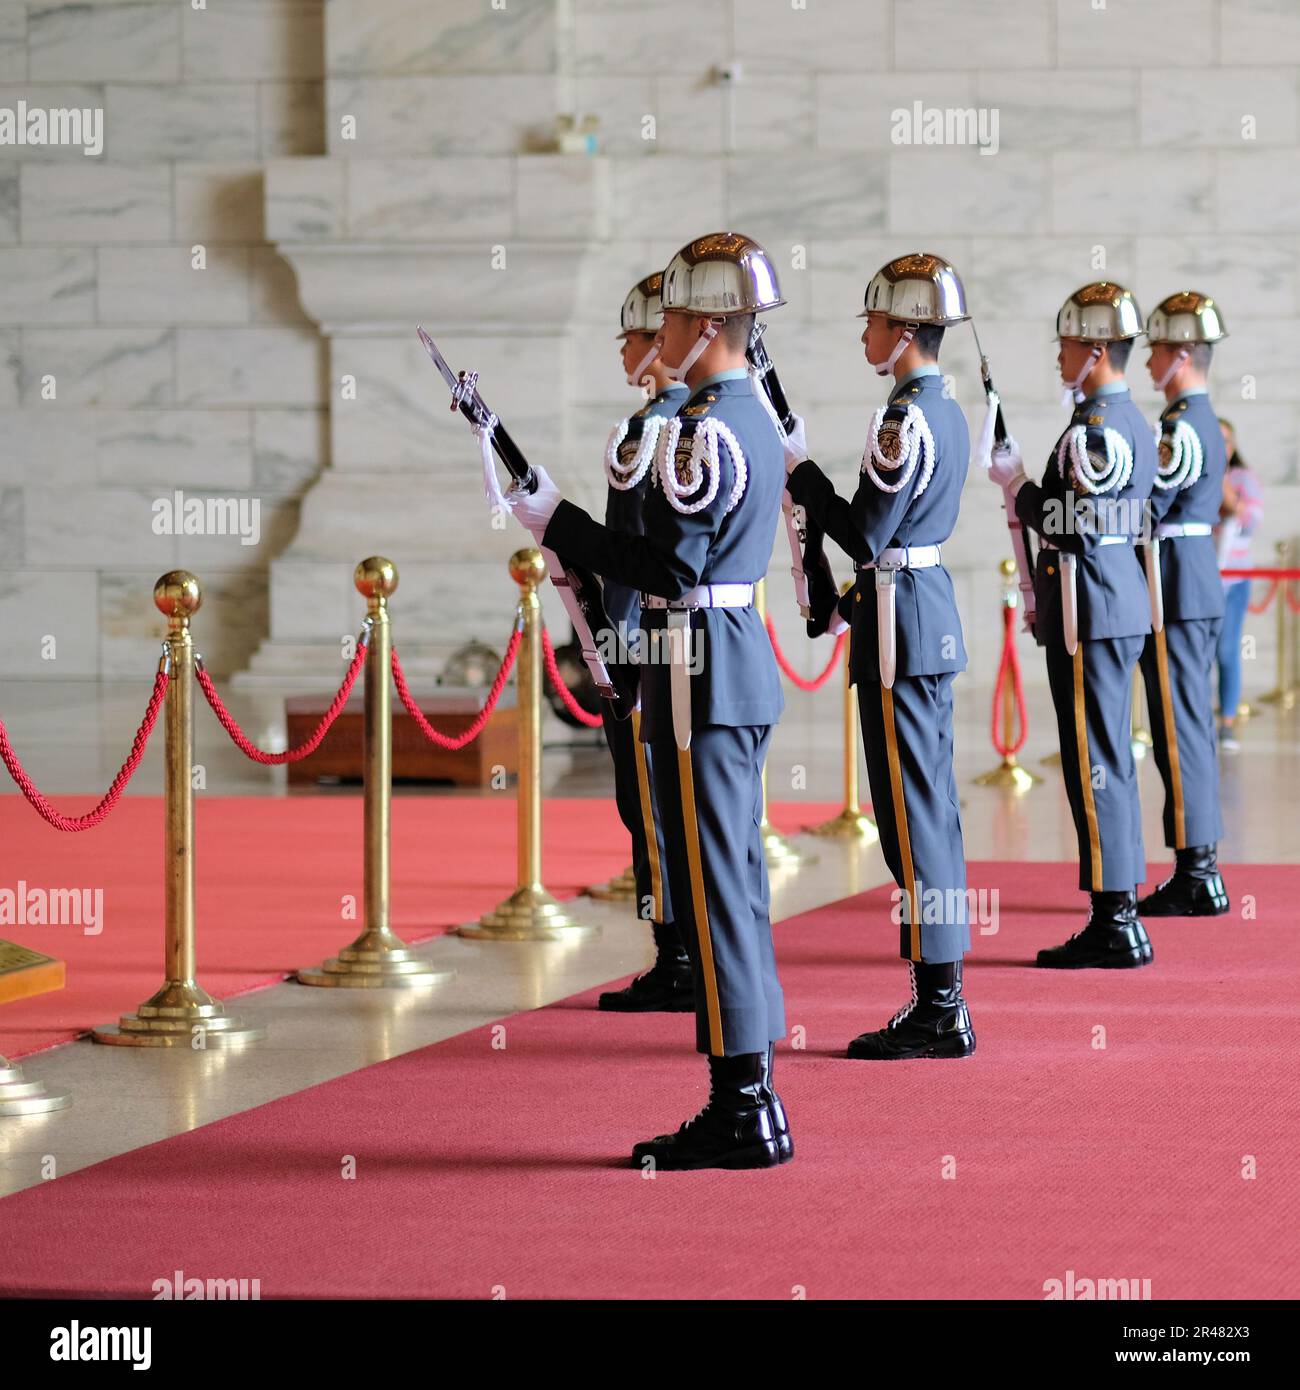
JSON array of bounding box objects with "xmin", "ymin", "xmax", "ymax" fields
[
  {"xmin": 1247, "ymin": 580, "xmax": 1280, "ymax": 615},
  {"xmin": 540, "ymin": 627, "xmax": 605, "ymax": 728},
  {"xmin": 765, "ymin": 614, "xmax": 846, "ymax": 692},
  {"xmin": 197, "ymin": 641, "xmax": 367, "ymax": 763},
  {"xmin": 0, "ymin": 666, "xmax": 169, "ymax": 831},
  {"xmin": 392, "ymin": 630, "xmax": 521, "ymax": 749},
  {"xmin": 990, "ymin": 604, "xmax": 1029, "ymax": 759},
  {"xmin": 1287, "ymin": 583, "xmax": 1300, "ymax": 615}
]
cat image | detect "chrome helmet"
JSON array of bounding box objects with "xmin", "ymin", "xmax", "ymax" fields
[
  {"xmin": 859, "ymin": 251, "xmax": 970, "ymax": 324},
  {"xmin": 618, "ymin": 272, "xmax": 666, "ymax": 338},
  {"xmin": 1057, "ymin": 282, "xmax": 1144, "ymax": 341},
  {"xmin": 1145, "ymin": 290, "xmax": 1227, "ymax": 344},
  {"xmin": 660, "ymin": 232, "xmax": 785, "ymax": 316}
]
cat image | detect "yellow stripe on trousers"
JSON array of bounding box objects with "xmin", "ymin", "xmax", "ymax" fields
[
  {"xmin": 880, "ymin": 685, "xmax": 921, "ymax": 962},
  {"xmin": 630, "ymin": 710, "xmax": 664, "ymax": 921},
  {"xmin": 676, "ymin": 746, "xmax": 724, "ymax": 1055},
  {"xmin": 1072, "ymin": 644, "xmax": 1104, "ymax": 887},
  {"xmin": 1152, "ymin": 629, "xmax": 1187, "ymax": 849}
]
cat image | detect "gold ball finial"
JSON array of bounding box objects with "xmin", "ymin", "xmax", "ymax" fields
[
  {"xmin": 509, "ymin": 547, "xmax": 547, "ymax": 591},
  {"xmin": 999, "ymin": 557, "xmax": 1017, "ymax": 579},
  {"xmin": 355, "ymin": 556, "xmax": 398, "ymax": 601},
  {"xmin": 154, "ymin": 571, "xmax": 202, "ymax": 619}
]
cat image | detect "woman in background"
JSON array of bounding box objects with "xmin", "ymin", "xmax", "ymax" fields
[{"xmin": 1214, "ymin": 418, "xmax": 1265, "ymax": 752}]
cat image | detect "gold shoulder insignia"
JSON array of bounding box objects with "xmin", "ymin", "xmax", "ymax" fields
[
  {"xmin": 684, "ymin": 402, "xmax": 713, "ymax": 416},
  {"xmin": 1088, "ymin": 415, "xmax": 1103, "ymax": 425}
]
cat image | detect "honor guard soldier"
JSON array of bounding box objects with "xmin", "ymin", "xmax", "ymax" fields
[
  {"xmin": 988, "ymin": 283, "xmax": 1157, "ymax": 968},
  {"xmin": 597, "ymin": 274, "xmax": 693, "ymax": 1011},
  {"xmin": 1136, "ymin": 293, "xmax": 1231, "ymax": 916},
  {"xmin": 506, "ymin": 233, "xmax": 792, "ymax": 1170},
  {"xmin": 784, "ymin": 252, "xmax": 976, "ymax": 1059}
]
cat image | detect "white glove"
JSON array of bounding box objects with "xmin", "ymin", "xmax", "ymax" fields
[
  {"xmin": 972, "ymin": 391, "xmax": 999, "ymax": 470},
  {"xmin": 987, "ymin": 437, "xmax": 1027, "ymax": 494},
  {"xmin": 783, "ymin": 412, "xmax": 809, "ymax": 475},
  {"xmin": 505, "ymin": 464, "xmax": 563, "ymax": 542}
]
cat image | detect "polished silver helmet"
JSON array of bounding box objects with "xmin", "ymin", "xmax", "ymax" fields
[
  {"xmin": 1145, "ymin": 290, "xmax": 1228, "ymax": 344},
  {"xmin": 618, "ymin": 272, "xmax": 666, "ymax": 338},
  {"xmin": 1056, "ymin": 282, "xmax": 1144, "ymax": 341},
  {"xmin": 660, "ymin": 232, "xmax": 784, "ymax": 316},
  {"xmin": 859, "ymin": 251, "xmax": 969, "ymax": 324}
]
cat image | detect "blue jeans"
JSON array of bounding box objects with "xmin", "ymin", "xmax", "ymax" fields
[{"xmin": 1216, "ymin": 580, "xmax": 1251, "ymax": 719}]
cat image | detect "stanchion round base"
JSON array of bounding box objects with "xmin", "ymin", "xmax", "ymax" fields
[
  {"xmin": 0, "ymin": 1057, "xmax": 71, "ymax": 1116},
  {"xmin": 586, "ymin": 864, "xmax": 637, "ymax": 901},
  {"xmin": 91, "ymin": 981, "xmax": 266, "ymax": 1047},
  {"xmin": 973, "ymin": 757, "xmax": 1041, "ymax": 791},
  {"xmin": 459, "ymin": 885, "xmax": 600, "ymax": 942},
  {"xmin": 762, "ymin": 820, "xmax": 816, "ymax": 868},
  {"xmin": 296, "ymin": 927, "xmax": 455, "ymax": 988},
  {"xmin": 1041, "ymin": 750, "xmax": 1062, "ymax": 767},
  {"xmin": 1257, "ymin": 688, "xmax": 1297, "ymax": 710},
  {"xmin": 1236, "ymin": 701, "xmax": 1253, "ymax": 723},
  {"xmin": 1131, "ymin": 737, "xmax": 1149, "ymax": 760},
  {"xmin": 808, "ymin": 807, "xmax": 879, "ymax": 841}
]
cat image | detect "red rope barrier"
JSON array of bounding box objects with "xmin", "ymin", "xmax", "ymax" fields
[
  {"xmin": 765, "ymin": 614, "xmax": 846, "ymax": 692},
  {"xmin": 1248, "ymin": 580, "xmax": 1280, "ymax": 615},
  {"xmin": 540, "ymin": 627, "xmax": 605, "ymax": 728},
  {"xmin": 989, "ymin": 605, "xmax": 1029, "ymax": 759},
  {"xmin": 0, "ymin": 666, "xmax": 169, "ymax": 831},
  {"xmin": 392, "ymin": 630, "xmax": 521, "ymax": 749},
  {"xmin": 1220, "ymin": 567, "xmax": 1300, "ymax": 579},
  {"xmin": 197, "ymin": 641, "xmax": 367, "ymax": 763},
  {"xmin": 1287, "ymin": 582, "xmax": 1300, "ymax": 615}
]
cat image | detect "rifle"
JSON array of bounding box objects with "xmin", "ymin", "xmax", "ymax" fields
[
  {"xmin": 747, "ymin": 323, "xmax": 837, "ymax": 637},
  {"xmin": 971, "ymin": 323, "xmax": 1037, "ymax": 624},
  {"xmin": 416, "ymin": 326, "xmax": 637, "ymax": 720}
]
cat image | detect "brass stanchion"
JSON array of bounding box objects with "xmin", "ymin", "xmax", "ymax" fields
[
  {"xmin": 94, "ymin": 573, "xmax": 265, "ymax": 1047},
  {"xmin": 975, "ymin": 559, "xmax": 1041, "ymax": 790},
  {"xmin": 1131, "ymin": 665, "xmax": 1153, "ymax": 760},
  {"xmin": 755, "ymin": 580, "xmax": 813, "ymax": 868},
  {"xmin": 460, "ymin": 549, "xmax": 598, "ymax": 940},
  {"xmin": 810, "ymin": 585, "xmax": 878, "ymax": 838},
  {"xmin": 1258, "ymin": 541, "xmax": 1296, "ymax": 709},
  {"xmin": 588, "ymin": 863, "xmax": 637, "ymax": 901},
  {"xmin": 299, "ymin": 559, "xmax": 456, "ymax": 988}
]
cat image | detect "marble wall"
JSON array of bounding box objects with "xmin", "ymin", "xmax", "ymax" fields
[{"xmin": 2, "ymin": 0, "xmax": 1297, "ymax": 692}]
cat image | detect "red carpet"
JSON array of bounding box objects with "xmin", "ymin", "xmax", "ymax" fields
[
  {"xmin": 0, "ymin": 794, "xmax": 838, "ymax": 1059},
  {"xmin": 1, "ymin": 861, "xmax": 1295, "ymax": 1300}
]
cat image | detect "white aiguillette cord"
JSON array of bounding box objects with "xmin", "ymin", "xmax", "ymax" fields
[{"xmin": 473, "ymin": 413, "xmax": 511, "ymax": 512}]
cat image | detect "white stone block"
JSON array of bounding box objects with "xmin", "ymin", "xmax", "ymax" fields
[
  {"xmin": 0, "ymin": 247, "xmax": 94, "ymax": 324},
  {"xmin": 29, "ymin": 0, "xmax": 180, "ymax": 83},
  {"xmin": 97, "ymin": 247, "xmax": 252, "ymax": 326},
  {"xmin": 0, "ymin": 327, "xmax": 19, "ymax": 405},
  {"xmin": 1213, "ymin": 317, "xmax": 1300, "ymax": 405},
  {"xmin": 96, "ymin": 409, "xmax": 255, "ymax": 489},
  {"xmin": 1141, "ymin": 69, "xmax": 1298, "ymax": 147},
  {"xmin": 346, "ymin": 158, "xmax": 513, "ymax": 240},
  {"xmin": 0, "ymin": 83, "xmax": 105, "ymax": 162},
  {"xmin": 20, "ymin": 163, "xmax": 171, "ymax": 243},
  {"xmin": 1057, "ymin": 0, "xmax": 1215, "ymax": 66},
  {"xmin": 326, "ymin": 75, "xmax": 555, "ymax": 157},
  {"xmin": 654, "ymin": 75, "xmax": 725, "ymax": 156},
  {"xmin": 733, "ymin": 0, "xmax": 887, "ymax": 73},
  {"xmin": 570, "ymin": 77, "xmax": 656, "ymax": 156},
  {"xmin": 182, "ymin": 0, "xmax": 323, "ymax": 81},
  {"xmin": 1053, "ymin": 151, "xmax": 1213, "ymax": 235},
  {"xmin": 105, "ymin": 83, "xmax": 257, "ymax": 162},
  {"xmin": 0, "ymin": 165, "xmax": 15, "ymax": 241},
  {"xmin": 575, "ymin": 1, "xmax": 726, "ymax": 77},
  {"xmin": 253, "ymin": 408, "xmax": 324, "ymax": 494},
  {"xmin": 1135, "ymin": 236, "xmax": 1297, "ymax": 321},
  {"xmin": 733, "ymin": 75, "xmax": 813, "ymax": 153},
  {"xmin": 265, "ymin": 158, "xmax": 344, "ymax": 241},
  {"xmin": 174, "ymin": 163, "xmax": 266, "ymax": 243},
  {"xmin": 972, "ymin": 70, "xmax": 1137, "ymax": 152},
  {"xmin": 1216, "ymin": 152, "xmax": 1300, "ymax": 232},
  {"xmin": 819, "ymin": 73, "xmax": 979, "ymax": 151},
  {"xmin": 169, "ymin": 496, "xmax": 298, "ymax": 572},
  {"xmin": 26, "ymin": 485, "xmax": 178, "ymax": 568},
  {"xmin": 515, "ymin": 155, "xmax": 610, "ymax": 240},
  {"xmin": 1221, "ymin": 0, "xmax": 1300, "ymax": 65},
  {"xmin": 327, "ymin": 0, "xmax": 555, "ymax": 77},
  {"xmin": 0, "ymin": 570, "xmax": 100, "ymax": 678},
  {"xmin": 608, "ymin": 157, "xmax": 726, "ymax": 244},
  {"xmin": 729, "ymin": 154, "xmax": 887, "ymax": 239},
  {"xmin": 900, "ymin": 0, "xmax": 1052, "ymax": 69},
  {"xmin": 966, "ymin": 236, "xmax": 1138, "ymax": 322},
  {"xmin": 176, "ymin": 327, "xmax": 324, "ymax": 407},
  {"xmin": 0, "ymin": 408, "xmax": 98, "ymax": 482},
  {"xmin": 22, "ymin": 327, "xmax": 174, "ymax": 406},
  {"xmin": 571, "ymin": 236, "xmax": 657, "ymax": 325},
  {"xmin": 0, "ymin": 3, "xmax": 27, "ymax": 83},
  {"xmin": 892, "ymin": 150, "xmax": 1050, "ymax": 236},
  {"xmin": 251, "ymin": 246, "xmax": 310, "ymax": 324},
  {"xmin": 268, "ymin": 558, "xmax": 352, "ymax": 642}
]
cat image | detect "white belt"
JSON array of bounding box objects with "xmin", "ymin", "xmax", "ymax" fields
[
  {"xmin": 1157, "ymin": 522, "xmax": 1212, "ymax": 539},
  {"xmin": 641, "ymin": 582, "xmax": 754, "ymax": 610},
  {"xmin": 858, "ymin": 544, "xmax": 942, "ymax": 571},
  {"xmin": 1039, "ymin": 535, "xmax": 1131, "ymax": 551}
]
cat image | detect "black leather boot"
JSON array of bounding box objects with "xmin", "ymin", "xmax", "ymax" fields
[
  {"xmin": 847, "ymin": 960, "xmax": 976, "ymax": 1060},
  {"xmin": 759, "ymin": 1043, "xmax": 793, "ymax": 1163},
  {"xmin": 1037, "ymin": 890, "xmax": 1154, "ymax": 968},
  {"xmin": 630, "ymin": 1053, "xmax": 785, "ymax": 1171},
  {"xmin": 1137, "ymin": 846, "xmax": 1230, "ymax": 917},
  {"xmin": 598, "ymin": 920, "xmax": 694, "ymax": 1012}
]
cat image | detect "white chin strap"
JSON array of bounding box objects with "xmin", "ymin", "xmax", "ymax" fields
[
  {"xmin": 663, "ymin": 321, "xmax": 718, "ymax": 382},
  {"xmin": 626, "ymin": 341, "xmax": 660, "ymax": 388},
  {"xmin": 1061, "ymin": 344, "xmax": 1103, "ymax": 407},
  {"xmin": 870, "ymin": 323, "xmax": 917, "ymax": 377},
  {"xmin": 1154, "ymin": 347, "xmax": 1189, "ymax": 392}
]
